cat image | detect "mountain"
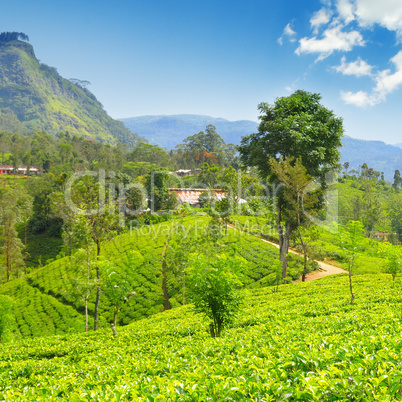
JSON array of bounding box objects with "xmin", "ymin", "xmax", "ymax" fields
[
  {"xmin": 0, "ymin": 35, "xmax": 144, "ymax": 146},
  {"xmin": 121, "ymin": 114, "xmax": 402, "ymax": 180},
  {"xmin": 341, "ymin": 136, "xmax": 402, "ymax": 180},
  {"xmin": 120, "ymin": 114, "xmax": 258, "ymax": 149},
  {"xmin": 395, "ymin": 143, "xmax": 402, "ymax": 149}
]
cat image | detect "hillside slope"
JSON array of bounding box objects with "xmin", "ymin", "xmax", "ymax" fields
[
  {"xmin": 341, "ymin": 136, "xmax": 402, "ymax": 180},
  {"xmin": 0, "ymin": 38, "xmax": 144, "ymax": 146},
  {"xmin": 1, "ymin": 274, "xmax": 401, "ymax": 400},
  {"xmin": 0, "ymin": 216, "xmax": 305, "ymax": 338}
]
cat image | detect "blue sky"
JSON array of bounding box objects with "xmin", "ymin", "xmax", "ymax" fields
[{"xmin": 1, "ymin": 0, "xmax": 402, "ymax": 144}]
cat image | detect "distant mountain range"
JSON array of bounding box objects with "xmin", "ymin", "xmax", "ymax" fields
[
  {"xmin": 0, "ymin": 33, "xmax": 399, "ymax": 176},
  {"xmin": 0, "ymin": 35, "xmax": 144, "ymax": 147},
  {"xmin": 120, "ymin": 115, "xmax": 258, "ymax": 149},
  {"xmin": 121, "ymin": 114, "xmax": 402, "ymax": 180},
  {"xmin": 341, "ymin": 137, "xmax": 402, "ymax": 180}
]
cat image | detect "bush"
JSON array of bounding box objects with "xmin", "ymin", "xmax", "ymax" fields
[{"xmin": 188, "ymin": 254, "xmax": 244, "ymax": 337}]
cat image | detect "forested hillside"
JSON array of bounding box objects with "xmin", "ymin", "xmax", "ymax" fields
[
  {"xmin": 121, "ymin": 115, "xmax": 402, "ymax": 180},
  {"xmin": 0, "ymin": 34, "xmax": 144, "ymax": 146},
  {"xmin": 341, "ymin": 136, "xmax": 402, "ymax": 181}
]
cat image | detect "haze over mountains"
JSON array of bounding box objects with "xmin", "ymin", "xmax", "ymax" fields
[
  {"xmin": 120, "ymin": 115, "xmax": 258, "ymax": 150},
  {"xmin": 121, "ymin": 114, "xmax": 402, "ymax": 180},
  {"xmin": 0, "ymin": 34, "xmax": 400, "ymax": 179},
  {"xmin": 0, "ymin": 35, "xmax": 144, "ymax": 146}
]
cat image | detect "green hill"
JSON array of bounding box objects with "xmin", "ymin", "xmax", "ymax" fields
[
  {"xmin": 341, "ymin": 136, "xmax": 402, "ymax": 181},
  {"xmin": 1, "ymin": 273, "xmax": 402, "ymax": 400},
  {"xmin": 0, "ymin": 216, "xmax": 306, "ymax": 339},
  {"xmin": 0, "ymin": 35, "xmax": 144, "ymax": 146}
]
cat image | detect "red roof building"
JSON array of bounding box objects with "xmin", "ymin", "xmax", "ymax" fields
[
  {"xmin": 169, "ymin": 188, "xmax": 227, "ymax": 206},
  {"xmin": 0, "ymin": 165, "xmax": 40, "ymax": 175}
]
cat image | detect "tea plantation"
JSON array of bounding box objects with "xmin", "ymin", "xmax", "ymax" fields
[
  {"xmin": 0, "ymin": 216, "xmax": 307, "ymax": 338},
  {"xmin": 1, "ymin": 274, "xmax": 402, "ymax": 400}
]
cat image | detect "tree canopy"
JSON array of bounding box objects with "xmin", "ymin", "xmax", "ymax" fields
[
  {"xmin": 239, "ymin": 90, "xmax": 343, "ymax": 181},
  {"xmin": 239, "ymin": 90, "xmax": 344, "ymax": 278},
  {"xmin": 0, "ymin": 32, "xmax": 29, "ymax": 43}
]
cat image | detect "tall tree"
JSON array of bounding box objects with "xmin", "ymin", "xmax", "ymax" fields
[
  {"xmin": 269, "ymin": 157, "xmax": 319, "ymax": 281},
  {"xmin": 101, "ymin": 251, "xmax": 141, "ymax": 336},
  {"xmin": 361, "ymin": 188, "xmax": 384, "ymax": 236},
  {"xmin": 16, "ymin": 190, "xmax": 33, "ymax": 274},
  {"xmin": 339, "ymin": 221, "xmax": 365, "ymax": 305},
  {"xmin": 129, "ymin": 142, "xmax": 169, "ymax": 166},
  {"xmin": 239, "ymin": 90, "xmax": 343, "ymax": 277},
  {"xmin": 64, "ymin": 174, "xmax": 121, "ymax": 330},
  {"xmin": 389, "ymin": 196, "xmax": 402, "ymax": 242},
  {"xmin": 393, "ymin": 170, "xmax": 401, "ymax": 191},
  {"xmin": 0, "ymin": 187, "xmax": 25, "ymax": 282},
  {"xmin": 174, "ymin": 125, "xmax": 227, "ymax": 169},
  {"xmin": 0, "ymin": 132, "xmax": 10, "ymax": 163}
]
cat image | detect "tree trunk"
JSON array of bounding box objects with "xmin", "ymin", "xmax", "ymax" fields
[
  {"xmin": 85, "ymin": 297, "xmax": 88, "ymax": 332},
  {"xmin": 161, "ymin": 257, "xmax": 171, "ymax": 310},
  {"xmin": 111, "ymin": 305, "xmax": 119, "ymax": 336},
  {"xmin": 94, "ymin": 240, "xmax": 101, "ymax": 331},
  {"xmin": 276, "ymin": 201, "xmax": 292, "ymax": 279},
  {"xmin": 161, "ymin": 229, "xmax": 174, "ymax": 311},
  {"xmin": 209, "ymin": 323, "xmax": 215, "ymax": 337},
  {"xmin": 6, "ymin": 221, "xmax": 11, "ymax": 282},
  {"xmin": 298, "ymin": 227, "xmax": 308, "ymax": 282},
  {"xmin": 182, "ymin": 277, "xmax": 185, "ymax": 305},
  {"xmin": 301, "ymin": 250, "xmax": 308, "ymax": 282},
  {"xmin": 217, "ymin": 320, "xmax": 222, "ymax": 337},
  {"xmin": 296, "ymin": 198, "xmax": 308, "ymax": 282},
  {"xmin": 24, "ymin": 218, "xmax": 27, "ymax": 275},
  {"xmin": 276, "ymin": 202, "xmax": 285, "ymax": 277},
  {"xmin": 349, "ymin": 263, "xmax": 354, "ymax": 305}
]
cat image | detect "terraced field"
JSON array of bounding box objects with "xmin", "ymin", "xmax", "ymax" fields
[
  {"xmin": 0, "ymin": 216, "xmax": 307, "ymax": 338},
  {"xmin": 1, "ymin": 274, "xmax": 402, "ymax": 400}
]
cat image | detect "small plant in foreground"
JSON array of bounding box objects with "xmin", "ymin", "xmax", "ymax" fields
[{"xmin": 188, "ymin": 254, "xmax": 243, "ymax": 337}]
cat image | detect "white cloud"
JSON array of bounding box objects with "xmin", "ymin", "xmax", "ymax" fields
[
  {"xmin": 336, "ymin": 0, "xmax": 355, "ymax": 24},
  {"xmin": 289, "ymin": 0, "xmax": 402, "ymax": 106},
  {"xmin": 341, "ymin": 90, "xmax": 377, "ymax": 106},
  {"xmin": 278, "ymin": 23, "xmax": 297, "ymax": 45},
  {"xmin": 296, "ymin": 25, "xmax": 365, "ymax": 60},
  {"xmin": 353, "ymin": 0, "xmax": 402, "ymax": 37},
  {"xmin": 374, "ymin": 50, "xmax": 402, "ymax": 98},
  {"xmin": 340, "ymin": 50, "xmax": 402, "ymax": 106},
  {"xmin": 310, "ymin": 8, "xmax": 332, "ymax": 34},
  {"xmin": 333, "ymin": 56, "xmax": 373, "ymax": 76}
]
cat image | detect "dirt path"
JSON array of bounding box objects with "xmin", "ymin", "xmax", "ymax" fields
[{"xmin": 229, "ymin": 224, "xmax": 347, "ymax": 281}]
